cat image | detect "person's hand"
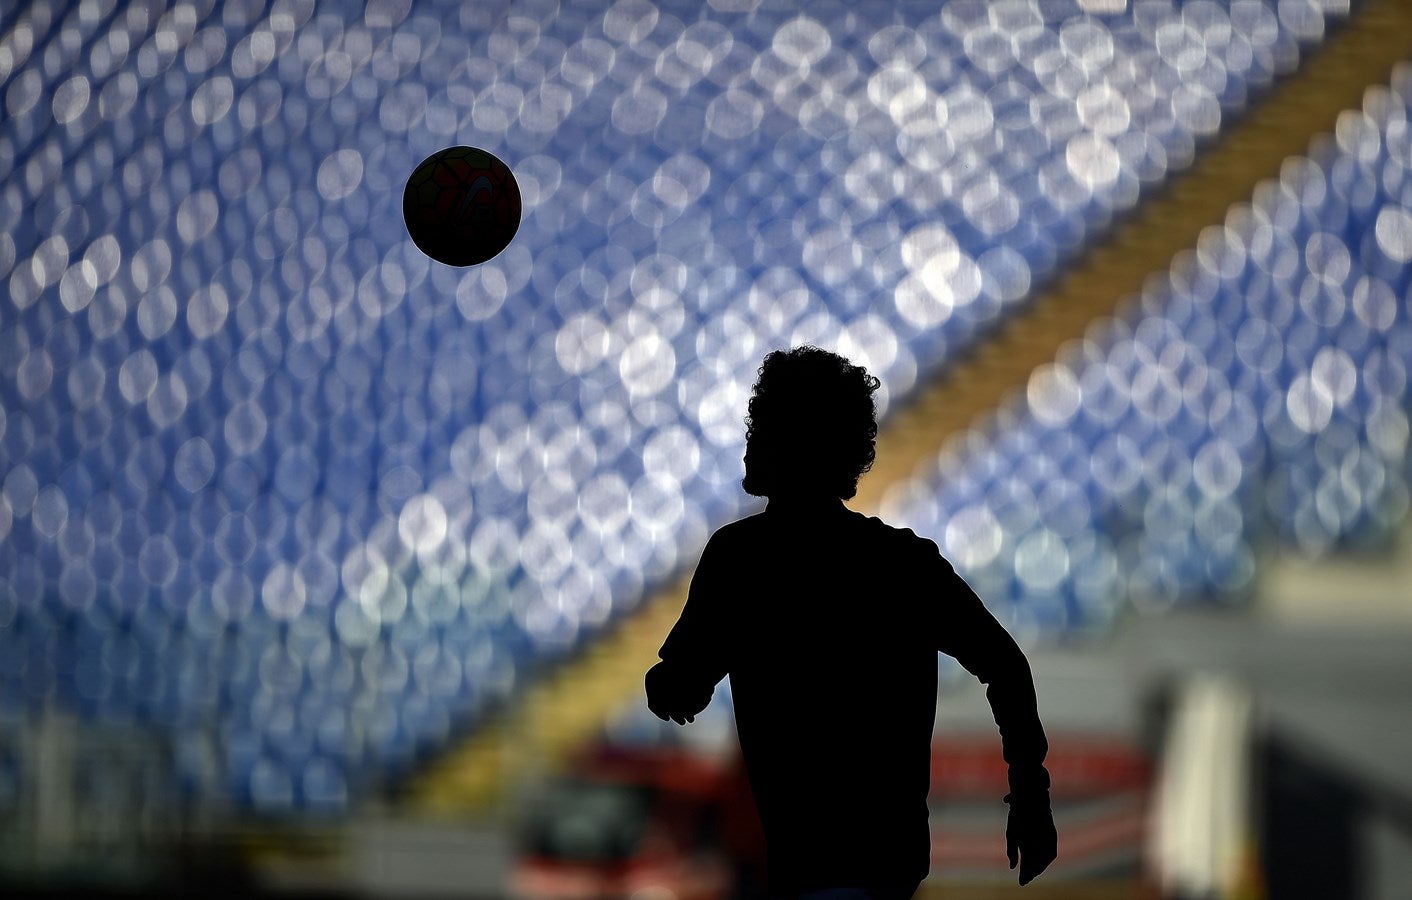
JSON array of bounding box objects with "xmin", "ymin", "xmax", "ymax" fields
[
  {"xmin": 645, "ymin": 662, "xmax": 713, "ymax": 725},
  {"xmin": 1005, "ymin": 794, "xmax": 1057, "ymax": 886}
]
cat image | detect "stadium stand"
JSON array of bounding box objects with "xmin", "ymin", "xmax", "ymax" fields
[
  {"xmin": 888, "ymin": 68, "xmax": 1412, "ymax": 643},
  {"xmin": 0, "ymin": 0, "xmax": 1373, "ymax": 815}
]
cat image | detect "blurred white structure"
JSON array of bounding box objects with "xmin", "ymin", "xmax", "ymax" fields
[{"xmin": 1148, "ymin": 675, "xmax": 1258, "ymax": 899}]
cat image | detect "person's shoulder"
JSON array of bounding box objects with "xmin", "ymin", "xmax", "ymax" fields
[
  {"xmin": 703, "ymin": 510, "xmax": 765, "ymax": 550},
  {"xmin": 843, "ymin": 507, "xmax": 926, "ymax": 543},
  {"xmin": 845, "ymin": 509, "xmax": 954, "ymax": 567}
]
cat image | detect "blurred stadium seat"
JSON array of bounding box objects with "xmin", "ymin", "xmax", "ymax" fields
[
  {"xmin": 885, "ymin": 68, "xmax": 1412, "ymax": 644},
  {"xmin": 0, "ymin": 0, "xmax": 1383, "ymax": 822}
]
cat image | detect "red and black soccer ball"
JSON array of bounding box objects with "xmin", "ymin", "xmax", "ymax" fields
[{"xmin": 403, "ymin": 146, "xmax": 521, "ymax": 267}]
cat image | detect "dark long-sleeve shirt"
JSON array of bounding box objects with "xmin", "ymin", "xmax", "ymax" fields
[{"xmin": 646, "ymin": 497, "xmax": 1049, "ymax": 894}]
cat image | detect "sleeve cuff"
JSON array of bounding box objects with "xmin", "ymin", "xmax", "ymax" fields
[
  {"xmin": 1002, "ymin": 789, "xmax": 1052, "ymax": 810},
  {"xmin": 1004, "ymin": 765, "xmax": 1052, "ymax": 802}
]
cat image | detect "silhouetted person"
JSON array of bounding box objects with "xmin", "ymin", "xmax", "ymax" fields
[{"xmin": 646, "ymin": 347, "xmax": 1056, "ymax": 899}]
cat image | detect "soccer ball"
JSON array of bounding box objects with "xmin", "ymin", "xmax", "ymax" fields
[{"xmin": 403, "ymin": 146, "xmax": 522, "ymax": 266}]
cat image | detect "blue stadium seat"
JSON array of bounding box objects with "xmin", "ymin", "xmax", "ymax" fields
[
  {"xmin": 890, "ymin": 77, "xmax": 1412, "ymax": 637},
  {"xmin": 0, "ymin": 0, "xmax": 1365, "ymax": 810}
]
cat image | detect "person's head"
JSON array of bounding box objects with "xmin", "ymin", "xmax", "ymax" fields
[{"xmin": 742, "ymin": 346, "xmax": 880, "ymax": 500}]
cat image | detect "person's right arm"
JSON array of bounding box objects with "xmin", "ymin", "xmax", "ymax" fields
[
  {"xmin": 916, "ymin": 535, "xmax": 1056, "ymax": 884},
  {"xmin": 646, "ymin": 530, "xmax": 732, "ymax": 725}
]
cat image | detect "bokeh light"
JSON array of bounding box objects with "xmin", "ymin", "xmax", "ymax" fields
[
  {"xmin": 886, "ymin": 72, "xmax": 1412, "ymax": 640},
  {"xmin": 0, "ymin": 0, "xmax": 1370, "ymax": 816}
]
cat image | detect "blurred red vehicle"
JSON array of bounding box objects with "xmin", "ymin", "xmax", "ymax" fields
[
  {"xmin": 511, "ymin": 731, "xmax": 1152, "ymax": 898},
  {"xmin": 508, "ymin": 741, "xmax": 767, "ymax": 900}
]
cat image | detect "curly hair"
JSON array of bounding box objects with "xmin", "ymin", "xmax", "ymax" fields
[{"xmin": 741, "ymin": 346, "xmax": 881, "ymax": 500}]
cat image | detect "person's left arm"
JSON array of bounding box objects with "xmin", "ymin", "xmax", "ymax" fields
[{"xmin": 646, "ymin": 531, "xmax": 731, "ymax": 725}]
